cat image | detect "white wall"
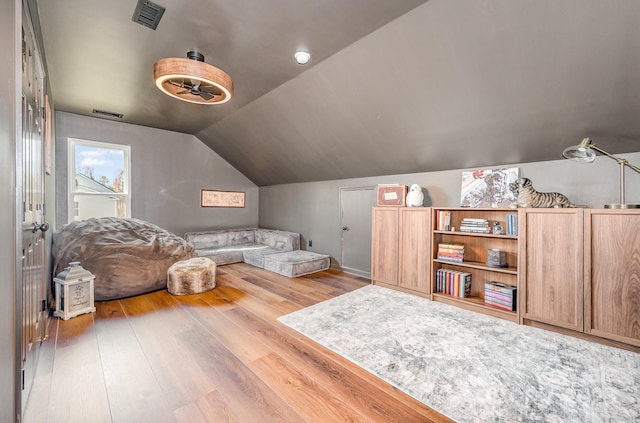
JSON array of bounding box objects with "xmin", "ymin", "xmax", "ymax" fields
[
  {"xmin": 55, "ymin": 112, "xmax": 259, "ymax": 236},
  {"xmin": 259, "ymin": 151, "xmax": 640, "ymax": 264}
]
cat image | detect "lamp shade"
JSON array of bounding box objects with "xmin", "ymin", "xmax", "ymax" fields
[{"xmin": 562, "ymin": 138, "xmax": 596, "ymax": 163}]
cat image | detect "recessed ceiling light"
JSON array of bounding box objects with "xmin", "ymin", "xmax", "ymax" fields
[{"xmin": 294, "ymin": 51, "xmax": 311, "ymax": 65}]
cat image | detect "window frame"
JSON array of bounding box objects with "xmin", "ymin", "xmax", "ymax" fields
[{"xmin": 67, "ymin": 138, "xmax": 131, "ymax": 223}]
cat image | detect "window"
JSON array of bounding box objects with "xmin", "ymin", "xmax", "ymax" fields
[{"xmin": 68, "ymin": 138, "xmax": 130, "ymax": 222}]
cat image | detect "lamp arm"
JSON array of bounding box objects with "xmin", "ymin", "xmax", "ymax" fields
[{"xmin": 590, "ymin": 144, "xmax": 640, "ymax": 175}]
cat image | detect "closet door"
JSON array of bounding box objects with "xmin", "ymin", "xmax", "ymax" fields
[
  {"xmin": 585, "ymin": 209, "xmax": 640, "ymax": 347},
  {"xmin": 519, "ymin": 209, "xmax": 584, "ymax": 331},
  {"xmin": 20, "ymin": 5, "xmax": 49, "ymax": 410},
  {"xmin": 371, "ymin": 207, "xmax": 399, "ymax": 286},
  {"xmin": 398, "ymin": 208, "xmax": 431, "ymax": 293}
]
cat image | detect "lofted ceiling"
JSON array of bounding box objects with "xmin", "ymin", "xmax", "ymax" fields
[{"xmin": 37, "ymin": 0, "xmax": 640, "ymax": 186}]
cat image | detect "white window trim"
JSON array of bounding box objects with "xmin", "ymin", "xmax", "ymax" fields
[{"xmin": 68, "ymin": 138, "xmax": 131, "ymax": 223}]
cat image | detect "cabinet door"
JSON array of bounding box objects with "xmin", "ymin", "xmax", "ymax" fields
[
  {"xmin": 585, "ymin": 210, "xmax": 640, "ymax": 346},
  {"xmin": 520, "ymin": 209, "xmax": 584, "ymax": 331},
  {"xmin": 371, "ymin": 207, "xmax": 399, "ymax": 285},
  {"xmin": 399, "ymin": 208, "xmax": 431, "ymax": 293}
]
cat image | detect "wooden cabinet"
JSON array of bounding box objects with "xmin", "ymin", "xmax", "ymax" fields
[
  {"xmin": 519, "ymin": 209, "xmax": 584, "ymax": 331},
  {"xmin": 585, "ymin": 209, "xmax": 640, "ymax": 347},
  {"xmin": 371, "ymin": 207, "xmax": 399, "ymax": 286},
  {"xmin": 431, "ymin": 208, "xmax": 519, "ymax": 323},
  {"xmin": 520, "ymin": 208, "xmax": 640, "ymax": 349},
  {"xmin": 371, "ymin": 207, "xmax": 431, "ymax": 295},
  {"xmin": 371, "ymin": 206, "xmax": 639, "ymax": 349},
  {"xmin": 398, "ymin": 208, "xmax": 431, "ymax": 292}
]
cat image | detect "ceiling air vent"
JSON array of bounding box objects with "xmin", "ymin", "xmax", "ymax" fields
[
  {"xmin": 92, "ymin": 109, "xmax": 124, "ymax": 119},
  {"xmin": 132, "ymin": 0, "xmax": 165, "ymax": 30}
]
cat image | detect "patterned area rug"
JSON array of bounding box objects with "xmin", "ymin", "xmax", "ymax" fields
[{"xmin": 278, "ymin": 285, "xmax": 639, "ymax": 422}]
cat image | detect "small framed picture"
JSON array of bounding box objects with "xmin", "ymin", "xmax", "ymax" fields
[
  {"xmin": 376, "ymin": 184, "xmax": 407, "ymax": 206},
  {"xmin": 201, "ymin": 189, "xmax": 246, "ymax": 208}
]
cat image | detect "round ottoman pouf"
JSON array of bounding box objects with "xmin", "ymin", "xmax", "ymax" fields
[{"xmin": 167, "ymin": 257, "xmax": 217, "ymax": 295}]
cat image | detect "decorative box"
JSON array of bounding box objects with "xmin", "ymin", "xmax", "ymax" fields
[
  {"xmin": 376, "ymin": 184, "xmax": 407, "ymax": 206},
  {"xmin": 486, "ymin": 249, "xmax": 507, "ymax": 268},
  {"xmin": 53, "ymin": 262, "xmax": 96, "ymax": 320}
]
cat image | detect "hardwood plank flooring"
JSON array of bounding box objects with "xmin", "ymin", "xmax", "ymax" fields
[{"xmin": 23, "ymin": 263, "xmax": 452, "ymax": 423}]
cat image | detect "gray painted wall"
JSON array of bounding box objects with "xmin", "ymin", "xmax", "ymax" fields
[
  {"xmin": 199, "ymin": 0, "xmax": 640, "ymax": 186},
  {"xmin": 260, "ymin": 151, "xmax": 640, "ymax": 267},
  {"xmin": 1, "ymin": 0, "xmax": 19, "ymax": 420},
  {"xmin": 55, "ymin": 112, "xmax": 259, "ymax": 237}
]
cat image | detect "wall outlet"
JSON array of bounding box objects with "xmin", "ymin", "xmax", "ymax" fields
[{"xmin": 308, "ymin": 240, "xmax": 312, "ymax": 247}]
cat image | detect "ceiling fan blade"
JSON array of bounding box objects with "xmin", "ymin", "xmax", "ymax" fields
[
  {"xmin": 199, "ymin": 85, "xmax": 223, "ymax": 95},
  {"xmin": 177, "ymin": 89, "xmax": 191, "ymax": 95},
  {"xmin": 168, "ymin": 79, "xmax": 185, "ymax": 88},
  {"xmin": 199, "ymin": 91, "xmax": 214, "ymax": 101}
]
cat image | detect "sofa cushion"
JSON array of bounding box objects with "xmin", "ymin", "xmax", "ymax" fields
[
  {"xmin": 263, "ymin": 250, "xmax": 330, "ymax": 277},
  {"xmin": 196, "ymin": 250, "xmax": 244, "ymax": 265},
  {"xmin": 227, "ymin": 229, "xmax": 256, "ymax": 246},
  {"xmin": 242, "ymin": 247, "xmax": 285, "ymax": 268},
  {"xmin": 185, "ymin": 230, "xmax": 229, "ymax": 250},
  {"xmin": 255, "ymin": 229, "xmax": 300, "ymax": 251}
]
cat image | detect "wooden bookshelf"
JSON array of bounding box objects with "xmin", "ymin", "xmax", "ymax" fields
[{"xmin": 432, "ymin": 207, "xmax": 519, "ymax": 322}]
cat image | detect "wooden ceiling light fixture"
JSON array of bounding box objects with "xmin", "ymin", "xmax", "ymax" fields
[{"xmin": 153, "ymin": 51, "xmax": 233, "ymax": 105}]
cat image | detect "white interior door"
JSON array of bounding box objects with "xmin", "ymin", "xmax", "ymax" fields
[
  {"xmin": 20, "ymin": 7, "xmax": 48, "ymax": 410},
  {"xmin": 340, "ymin": 186, "xmax": 376, "ymax": 278}
]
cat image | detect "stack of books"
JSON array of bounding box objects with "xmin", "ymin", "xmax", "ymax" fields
[
  {"xmin": 436, "ymin": 243, "xmax": 464, "ymax": 263},
  {"xmin": 484, "ymin": 281, "xmax": 517, "ymax": 311},
  {"xmin": 459, "ymin": 218, "xmax": 490, "ymax": 233},
  {"xmin": 506, "ymin": 213, "xmax": 518, "ymax": 235},
  {"xmin": 435, "ymin": 269, "xmax": 472, "ymax": 298}
]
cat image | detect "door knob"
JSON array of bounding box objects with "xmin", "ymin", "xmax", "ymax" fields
[
  {"xmin": 342, "ymin": 226, "xmax": 349, "ymax": 231},
  {"xmin": 32, "ymin": 222, "xmax": 49, "ymax": 233}
]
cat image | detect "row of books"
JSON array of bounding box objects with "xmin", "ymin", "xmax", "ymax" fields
[
  {"xmin": 459, "ymin": 217, "xmax": 491, "ymax": 233},
  {"xmin": 484, "ymin": 281, "xmax": 517, "ymax": 311},
  {"xmin": 436, "ymin": 210, "xmax": 451, "ymax": 231},
  {"xmin": 506, "ymin": 213, "xmax": 518, "ymax": 236},
  {"xmin": 435, "ymin": 269, "xmax": 472, "ymax": 298},
  {"xmin": 436, "ymin": 243, "xmax": 464, "ymax": 263}
]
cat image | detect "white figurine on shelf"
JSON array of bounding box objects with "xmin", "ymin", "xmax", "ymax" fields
[{"xmin": 406, "ymin": 184, "xmax": 424, "ymax": 207}]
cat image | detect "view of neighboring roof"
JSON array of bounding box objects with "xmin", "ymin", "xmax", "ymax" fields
[{"xmin": 75, "ymin": 173, "xmax": 116, "ymax": 193}]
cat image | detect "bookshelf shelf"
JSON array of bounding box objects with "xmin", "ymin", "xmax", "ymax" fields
[
  {"xmin": 432, "ymin": 293, "xmax": 518, "ymax": 323},
  {"xmin": 433, "ymin": 230, "xmax": 517, "ymax": 240},
  {"xmin": 432, "ymin": 207, "xmax": 519, "ymax": 322},
  {"xmin": 433, "ymin": 259, "xmax": 518, "ymax": 275}
]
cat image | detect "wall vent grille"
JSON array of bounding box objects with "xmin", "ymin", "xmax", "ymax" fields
[
  {"xmin": 92, "ymin": 109, "xmax": 124, "ymax": 119},
  {"xmin": 132, "ymin": 0, "xmax": 165, "ymax": 30}
]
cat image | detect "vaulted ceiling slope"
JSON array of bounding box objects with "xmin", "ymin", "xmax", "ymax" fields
[{"xmin": 39, "ymin": 0, "xmax": 640, "ymax": 186}]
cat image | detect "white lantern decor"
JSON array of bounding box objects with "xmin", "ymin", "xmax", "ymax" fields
[{"xmin": 53, "ymin": 262, "xmax": 96, "ymax": 320}]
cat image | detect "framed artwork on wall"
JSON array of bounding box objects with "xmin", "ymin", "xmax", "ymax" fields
[
  {"xmin": 460, "ymin": 167, "xmax": 519, "ymax": 208},
  {"xmin": 201, "ymin": 189, "xmax": 246, "ymax": 208}
]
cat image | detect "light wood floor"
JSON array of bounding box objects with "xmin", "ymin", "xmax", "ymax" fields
[{"xmin": 23, "ymin": 263, "xmax": 452, "ymax": 423}]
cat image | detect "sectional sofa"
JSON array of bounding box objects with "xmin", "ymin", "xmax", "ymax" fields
[{"xmin": 183, "ymin": 228, "xmax": 330, "ymax": 277}]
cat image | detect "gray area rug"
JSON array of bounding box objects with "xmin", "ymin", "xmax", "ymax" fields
[{"xmin": 278, "ymin": 285, "xmax": 640, "ymax": 422}]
